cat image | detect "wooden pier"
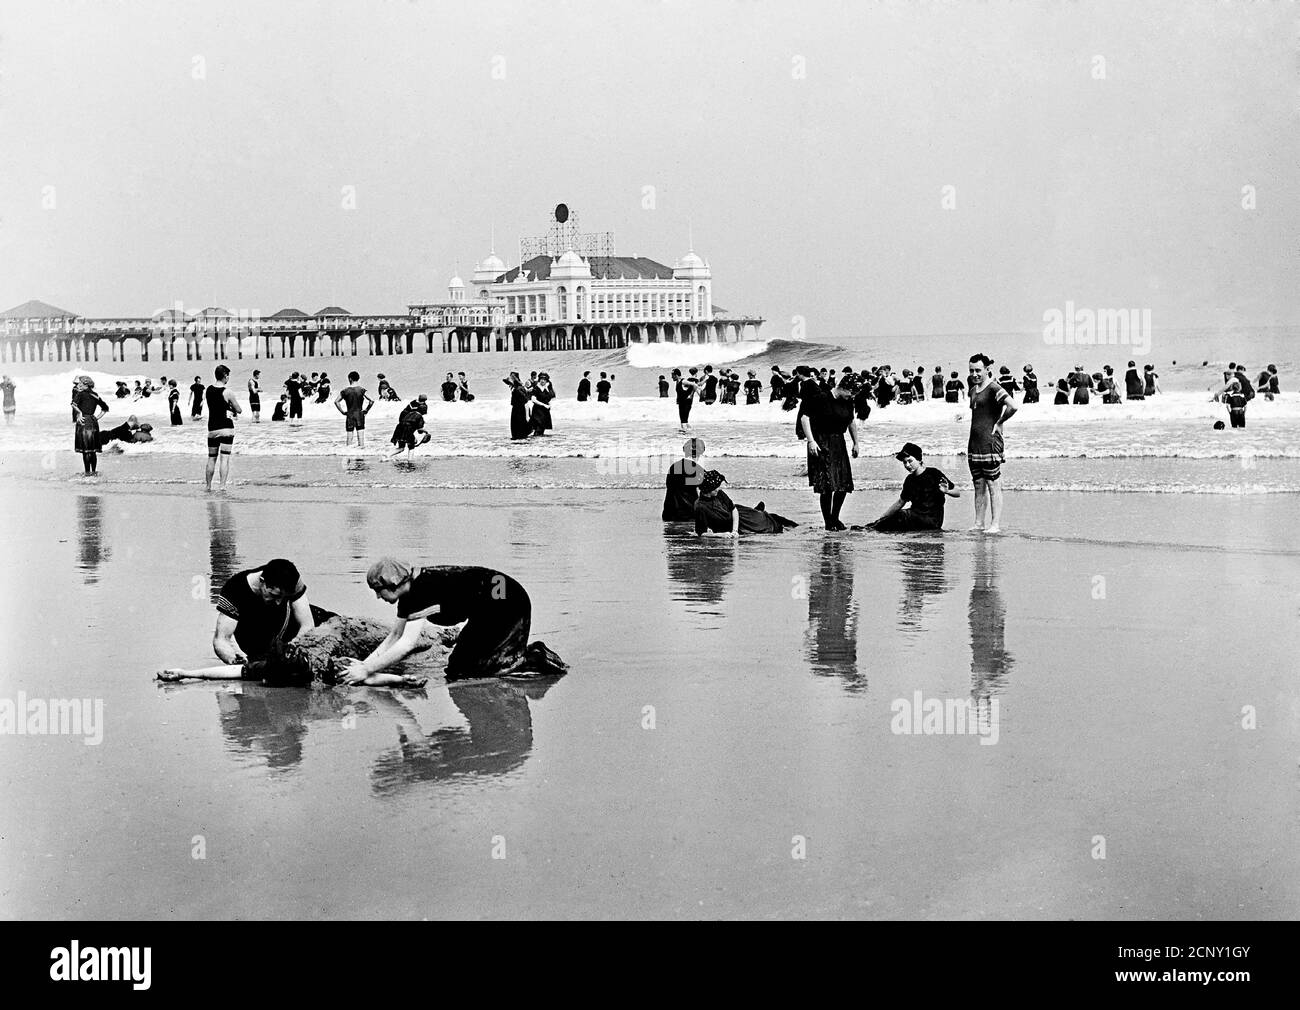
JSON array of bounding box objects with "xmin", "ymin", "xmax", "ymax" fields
[{"xmin": 0, "ymin": 300, "xmax": 764, "ymax": 364}]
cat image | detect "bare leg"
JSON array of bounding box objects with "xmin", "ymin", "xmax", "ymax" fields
[
  {"xmin": 986, "ymin": 480, "xmax": 1003, "ymax": 533},
  {"xmin": 205, "ymin": 452, "xmax": 217, "ymax": 490},
  {"xmin": 971, "ymin": 478, "xmax": 988, "ymax": 529},
  {"xmin": 218, "ymin": 448, "xmax": 232, "ymax": 486}
]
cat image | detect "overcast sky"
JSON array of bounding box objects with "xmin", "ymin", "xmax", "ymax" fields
[{"xmin": 1, "ymin": 0, "xmax": 1295, "ymax": 338}]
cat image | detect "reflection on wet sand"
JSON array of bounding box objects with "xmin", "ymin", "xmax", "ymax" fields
[
  {"xmin": 891, "ymin": 536, "xmax": 949, "ymax": 632},
  {"xmin": 664, "ymin": 527, "xmax": 737, "ymax": 618},
  {"xmin": 368, "ymin": 679, "xmax": 560, "ymax": 794},
  {"xmin": 207, "ymin": 499, "xmax": 238, "ymax": 602},
  {"xmin": 346, "ymin": 505, "xmax": 369, "ymax": 562},
  {"xmin": 75, "ymin": 495, "xmax": 110, "ymax": 583},
  {"xmin": 969, "ymin": 539, "xmax": 1014, "ymax": 698},
  {"xmin": 202, "ymin": 677, "xmax": 557, "ymax": 791},
  {"xmin": 804, "ymin": 538, "xmax": 862, "ymax": 691},
  {"xmin": 215, "ymin": 684, "xmax": 350, "ymax": 774}
]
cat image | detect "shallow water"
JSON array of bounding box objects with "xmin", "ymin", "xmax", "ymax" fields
[{"xmin": 1, "ymin": 482, "xmax": 1296, "ymax": 919}]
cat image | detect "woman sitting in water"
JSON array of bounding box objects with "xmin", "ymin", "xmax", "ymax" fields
[
  {"xmin": 663, "ymin": 437, "xmax": 708, "ymax": 521},
  {"xmin": 337, "ymin": 558, "xmax": 568, "ymax": 683},
  {"xmin": 377, "ymin": 374, "xmax": 399, "ymax": 402},
  {"xmin": 693, "ymin": 470, "xmax": 798, "ymax": 537}
]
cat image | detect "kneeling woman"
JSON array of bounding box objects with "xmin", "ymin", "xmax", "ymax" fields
[
  {"xmin": 693, "ymin": 470, "xmax": 798, "ymax": 537},
  {"xmin": 340, "ymin": 558, "xmax": 568, "ymax": 683}
]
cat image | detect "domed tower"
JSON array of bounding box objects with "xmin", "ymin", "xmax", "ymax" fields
[
  {"xmin": 551, "ymin": 248, "xmax": 592, "ymax": 323},
  {"xmin": 673, "ymin": 239, "xmax": 712, "ymax": 319},
  {"xmin": 448, "ymin": 270, "xmax": 466, "ymax": 303},
  {"xmin": 473, "ymin": 229, "xmax": 507, "ymax": 293}
]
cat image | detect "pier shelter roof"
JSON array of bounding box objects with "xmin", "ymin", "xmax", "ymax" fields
[{"xmin": 2, "ymin": 299, "xmax": 78, "ymax": 319}]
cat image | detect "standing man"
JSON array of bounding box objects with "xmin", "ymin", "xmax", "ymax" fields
[
  {"xmin": 967, "ymin": 353, "xmax": 1016, "ymax": 534},
  {"xmin": 248, "ymin": 369, "xmax": 262, "ymax": 422},
  {"xmin": 0, "ymin": 375, "xmax": 15, "ymax": 423},
  {"xmin": 205, "ymin": 364, "xmax": 242, "ymax": 492},
  {"xmin": 335, "ymin": 370, "xmax": 374, "ymax": 448},
  {"xmin": 576, "ymin": 371, "xmax": 592, "ymax": 401},
  {"xmin": 189, "ymin": 375, "xmax": 205, "ymax": 418},
  {"xmin": 285, "ymin": 372, "xmax": 304, "ymax": 421},
  {"xmin": 596, "ymin": 372, "xmax": 613, "ymax": 402}
]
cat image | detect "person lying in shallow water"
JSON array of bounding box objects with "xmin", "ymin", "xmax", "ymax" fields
[{"xmin": 693, "ymin": 470, "xmax": 798, "ymax": 537}]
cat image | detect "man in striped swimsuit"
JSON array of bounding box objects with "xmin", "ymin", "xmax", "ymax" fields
[{"xmin": 967, "ymin": 353, "xmax": 1017, "ymax": 534}]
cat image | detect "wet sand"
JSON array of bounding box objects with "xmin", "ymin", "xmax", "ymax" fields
[{"xmin": 0, "ymin": 481, "xmax": 1297, "ymax": 919}]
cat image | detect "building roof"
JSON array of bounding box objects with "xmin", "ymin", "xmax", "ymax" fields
[
  {"xmin": 268, "ymin": 308, "xmax": 309, "ymax": 319},
  {"xmin": 314, "ymin": 306, "xmax": 351, "ymax": 316},
  {"xmin": 496, "ymin": 254, "xmax": 675, "ymax": 283},
  {"xmin": 1, "ymin": 298, "xmax": 78, "ymax": 319},
  {"xmin": 197, "ymin": 306, "xmax": 232, "ymax": 317},
  {"xmin": 153, "ymin": 308, "xmax": 194, "ymax": 321}
]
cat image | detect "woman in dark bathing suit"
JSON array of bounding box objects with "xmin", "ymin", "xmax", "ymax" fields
[
  {"xmin": 693, "ymin": 470, "xmax": 797, "ymax": 536},
  {"xmin": 505, "ymin": 372, "xmax": 533, "ymax": 440},
  {"xmin": 801, "ymin": 375, "xmax": 860, "ymax": 531},
  {"xmin": 529, "ymin": 372, "xmax": 555, "ymax": 435},
  {"xmin": 340, "ymin": 558, "xmax": 568, "ymax": 683},
  {"xmin": 168, "ymin": 380, "xmax": 183, "ymax": 425},
  {"xmin": 72, "ymin": 377, "xmax": 110, "ymax": 475}
]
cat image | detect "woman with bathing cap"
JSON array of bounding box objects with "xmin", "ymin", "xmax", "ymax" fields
[
  {"xmin": 693, "ymin": 470, "xmax": 798, "ymax": 537},
  {"xmin": 71, "ymin": 376, "xmax": 109, "ymax": 476},
  {"xmin": 338, "ymin": 559, "xmax": 568, "ymax": 683}
]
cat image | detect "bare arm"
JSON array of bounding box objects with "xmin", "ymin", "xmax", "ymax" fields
[
  {"xmin": 287, "ymin": 593, "xmax": 315, "ymax": 640},
  {"xmin": 333, "ymin": 391, "xmax": 346, "ymax": 414},
  {"xmin": 225, "ymin": 389, "xmax": 242, "ymax": 416},
  {"xmin": 877, "ymin": 496, "xmax": 906, "ymax": 522},
  {"xmin": 848, "ymin": 417, "xmax": 860, "ymax": 455},
  {"xmin": 212, "ymin": 613, "xmax": 246, "ymax": 664},
  {"xmin": 340, "ymin": 618, "xmax": 427, "ymax": 683}
]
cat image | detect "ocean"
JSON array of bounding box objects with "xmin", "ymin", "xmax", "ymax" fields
[{"xmin": 2, "ymin": 327, "xmax": 1297, "ymax": 494}]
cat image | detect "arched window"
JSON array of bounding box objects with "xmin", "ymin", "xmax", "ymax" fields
[
  {"xmin": 697, "ymin": 286, "xmax": 707, "ymax": 317},
  {"xmin": 556, "ymin": 286, "xmax": 568, "ymax": 320},
  {"xmin": 576, "ymin": 286, "xmax": 587, "ymax": 321}
]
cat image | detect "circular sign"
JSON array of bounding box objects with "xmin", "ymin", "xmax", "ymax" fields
[{"xmin": 555, "ymin": 203, "xmax": 569, "ymax": 223}]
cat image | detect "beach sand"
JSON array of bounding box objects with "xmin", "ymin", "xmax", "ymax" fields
[{"xmin": 1, "ymin": 477, "xmax": 1297, "ymax": 919}]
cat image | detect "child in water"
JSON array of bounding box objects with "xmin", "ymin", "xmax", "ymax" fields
[{"xmin": 271, "ymin": 394, "xmax": 288, "ymax": 421}]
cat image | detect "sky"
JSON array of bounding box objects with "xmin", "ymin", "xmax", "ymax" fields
[{"xmin": 1, "ymin": 0, "xmax": 1296, "ymax": 339}]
